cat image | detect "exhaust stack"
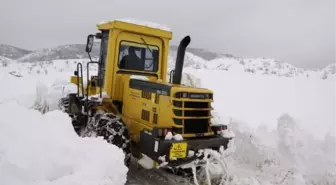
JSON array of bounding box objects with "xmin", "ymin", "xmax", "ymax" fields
[{"xmin": 172, "ymin": 36, "xmax": 191, "ymax": 85}]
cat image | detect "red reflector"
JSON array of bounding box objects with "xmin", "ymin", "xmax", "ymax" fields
[
  {"xmin": 158, "ymin": 128, "xmax": 173, "ymax": 137},
  {"xmin": 159, "ymin": 129, "xmax": 163, "ymax": 137}
]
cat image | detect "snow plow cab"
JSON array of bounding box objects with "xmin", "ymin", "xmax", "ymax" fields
[{"xmin": 59, "ymin": 20, "xmax": 232, "ymax": 169}]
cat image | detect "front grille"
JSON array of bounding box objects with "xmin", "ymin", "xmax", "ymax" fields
[
  {"xmin": 184, "ymin": 101, "xmax": 209, "ymax": 108},
  {"xmin": 172, "ymin": 100, "xmax": 211, "ymax": 134},
  {"xmin": 184, "ymin": 110, "xmax": 209, "ymax": 117},
  {"xmin": 184, "ymin": 119, "xmax": 209, "ymax": 133},
  {"xmin": 173, "ymin": 101, "xmax": 182, "ymax": 107}
]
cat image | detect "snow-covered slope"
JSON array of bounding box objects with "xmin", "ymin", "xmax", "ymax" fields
[
  {"xmin": 321, "ymin": 63, "xmax": 336, "ymax": 79},
  {"xmin": 1, "ymin": 55, "xmax": 334, "ymax": 185},
  {"xmin": 184, "ymin": 65, "xmax": 335, "ymax": 185},
  {"xmin": 0, "ymin": 44, "xmax": 32, "ymax": 59},
  {"xmin": 0, "ymin": 102, "xmax": 128, "ymax": 185},
  {"xmin": 168, "ymin": 51, "xmax": 335, "ymax": 79},
  {"xmin": 0, "ymin": 39, "xmax": 335, "ymax": 185},
  {"xmin": 0, "ymin": 56, "xmax": 15, "ymax": 67},
  {"xmin": 170, "ymin": 45, "xmax": 226, "ymax": 61},
  {"xmin": 17, "ymin": 43, "xmax": 100, "ymax": 63},
  {"xmin": 0, "ymin": 71, "xmax": 128, "ymax": 185},
  {"xmin": 2, "ymin": 43, "xmax": 333, "ymax": 80}
]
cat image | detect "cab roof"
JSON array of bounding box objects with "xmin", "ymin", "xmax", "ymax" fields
[{"xmin": 97, "ymin": 19, "xmax": 173, "ymax": 40}]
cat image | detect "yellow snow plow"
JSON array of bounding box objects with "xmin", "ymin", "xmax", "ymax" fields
[{"xmin": 58, "ymin": 20, "xmax": 234, "ymax": 184}]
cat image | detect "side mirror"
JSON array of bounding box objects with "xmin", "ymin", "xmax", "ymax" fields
[{"xmin": 86, "ymin": 35, "xmax": 94, "ymax": 53}]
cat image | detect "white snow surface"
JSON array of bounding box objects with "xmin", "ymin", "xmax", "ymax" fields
[
  {"xmin": 221, "ymin": 129, "xmax": 236, "ymax": 138},
  {"xmin": 0, "ymin": 57, "xmax": 335, "ymax": 185},
  {"xmin": 0, "ymin": 102, "xmax": 128, "ymax": 185},
  {"xmin": 173, "ymin": 134, "xmax": 184, "ymax": 141},
  {"xmin": 183, "ymin": 66, "xmax": 335, "ymax": 185},
  {"xmin": 0, "ymin": 62, "xmax": 128, "ymax": 185},
  {"xmin": 137, "ymin": 154, "xmax": 154, "ymax": 170},
  {"xmin": 100, "ymin": 18, "xmax": 171, "ymax": 32},
  {"xmin": 0, "ymin": 56, "xmax": 15, "ymax": 64},
  {"xmin": 164, "ymin": 132, "xmax": 173, "ymax": 140},
  {"xmin": 130, "ymin": 75, "xmax": 149, "ymax": 81}
]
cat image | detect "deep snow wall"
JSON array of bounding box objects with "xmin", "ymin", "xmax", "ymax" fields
[
  {"xmin": 0, "ymin": 65, "xmax": 128, "ymax": 185},
  {"xmin": 183, "ymin": 67, "xmax": 335, "ymax": 185}
]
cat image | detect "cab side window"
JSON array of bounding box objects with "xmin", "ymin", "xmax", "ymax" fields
[
  {"xmin": 98, "ymin": 30, "xmax": 109, "ymax": 86},
  {"xmin": 118, "ymin": 41, "xmax": 159, "ymax": 72}
]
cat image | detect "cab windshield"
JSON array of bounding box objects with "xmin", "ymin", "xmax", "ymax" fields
[{"xmin": 118, "ymin": 41, "xmax": 159, "ymax": 72}]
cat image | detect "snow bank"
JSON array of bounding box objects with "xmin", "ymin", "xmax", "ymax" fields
[
  {"xmin": 0, "ymin": 102, "xmax": 128, "ymax": 185},
  {"xmin": 0, "ymin": 60, "xmax": 128, "ymax": 185},
  {"xmin": 184, "ymin": 67, "xmax": 335, "ymax": 140},
  {"xmin": 217, "ymin": 115, "xmax": 336, "ymax": 185},
  {"xmin": 1, "ymin": 52, "xmax": 334, "ymax": 185},
  {"xmin": 0, "ymin": 70, "xmax": 77, "ymax": 113},
  {"xmin": 0, "ymin": 73, "xmax": 37, "ymax": 107},
  {"xmin": 182, "ymin": 67, "xmax": 335, "ymax": 185}
]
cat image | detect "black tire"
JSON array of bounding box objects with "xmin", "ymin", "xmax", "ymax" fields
[
  {"xmin": 58, "ymin": 96, "xmax": 132, "ymax": 167},
  {"xmin": 58, "ymin": 96, "xmax": 84, "ymax": 134},
  {"xmin": 58, "ymin": 96, "xmax": 70, "ymax": 113},
  {"xmin": 93, "ymin": 111, "xmax": 132, "ymax": 167}
]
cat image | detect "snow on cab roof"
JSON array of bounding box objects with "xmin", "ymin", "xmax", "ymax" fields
[{"xmin": 99, "ymin": 18, "xmax": 172, "ymax": 32}]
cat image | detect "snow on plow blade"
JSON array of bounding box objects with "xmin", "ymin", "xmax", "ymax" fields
[
  {"xmin": 137, "ymin": 125, "xmax": 236, "ymax": 185},
  {"xmin": 139, "ymin": 129, "xmax": 233, "ymax": 165}
]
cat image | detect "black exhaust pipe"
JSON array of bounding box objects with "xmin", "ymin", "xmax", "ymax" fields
[{"xmin": 172, "ymin": 36, "xmax": 191, "ymax": 85}]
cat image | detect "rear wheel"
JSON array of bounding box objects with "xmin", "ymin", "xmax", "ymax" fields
[
  {"xmin": 58, "ymin": 96, "xmax": 131, "ymax": 167},
  {"xmin": 85, "ymin": 110, "xmax": 132, "ymax": 167}
]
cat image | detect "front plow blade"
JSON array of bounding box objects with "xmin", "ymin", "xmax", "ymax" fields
[{"xmin": 175, "ymin": 148, "xmax": 230, "ymax": 185}]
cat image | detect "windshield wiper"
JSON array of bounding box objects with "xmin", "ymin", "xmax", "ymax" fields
[{"xmin": 141, "ymin": 37, "xmax": 153, "ymax": 54}]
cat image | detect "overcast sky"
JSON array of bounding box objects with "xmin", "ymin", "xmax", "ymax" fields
[{"xmin": 0, "ymin": 0, "xmax": 334, "ymax": 68}]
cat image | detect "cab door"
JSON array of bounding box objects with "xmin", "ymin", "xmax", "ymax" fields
[{"xmin": 111, "ymin": 31, "xmax": 164, "ymax": 103}]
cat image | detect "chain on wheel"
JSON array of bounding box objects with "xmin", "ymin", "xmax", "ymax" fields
[
  {"xmin": 86, "ymin": 110, "xmax": 132, "ymax": 167},
  {"xmin": 58, "ymin": 97, "xmax": 70, "ymax": 113}
]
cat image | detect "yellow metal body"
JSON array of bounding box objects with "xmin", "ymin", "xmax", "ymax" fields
[
  {"xmin": 122, "ymin": 81, "xmax": 215, "ymax": 143},
  {"xmin": 70, "ymin": 20, "xmax": 216, "ymax": 145}
]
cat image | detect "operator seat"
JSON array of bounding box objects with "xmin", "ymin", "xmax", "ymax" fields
[{"xmin": 120, "ymin": 46, "xmax": 144, "ymax": 70}]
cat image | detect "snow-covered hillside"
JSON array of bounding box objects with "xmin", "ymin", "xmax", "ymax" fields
[
  {"xmin": 0, "ymin": 54, "xmax": 334, "ymax": 185},
  {"xmin": 17, "ymin": 43, "xmax": 101, "ymax": 63},
  {"xmin": 0, "ymin": 44, "xmax": 32, "ymax": 59},
  {"xmin": 0, "ymin": 56, "xmax": 15, "ymax": 67},
  {"xmin": 0, "ymin": 43, "xmax": 334, "ymax": 80},
  {"xmin": 0, "ymin": 28, "xmax": 335, "ymax": 184},
  {"xmin": 168, "ymin": 51, "xmax": 335, "ymax": 80}
]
